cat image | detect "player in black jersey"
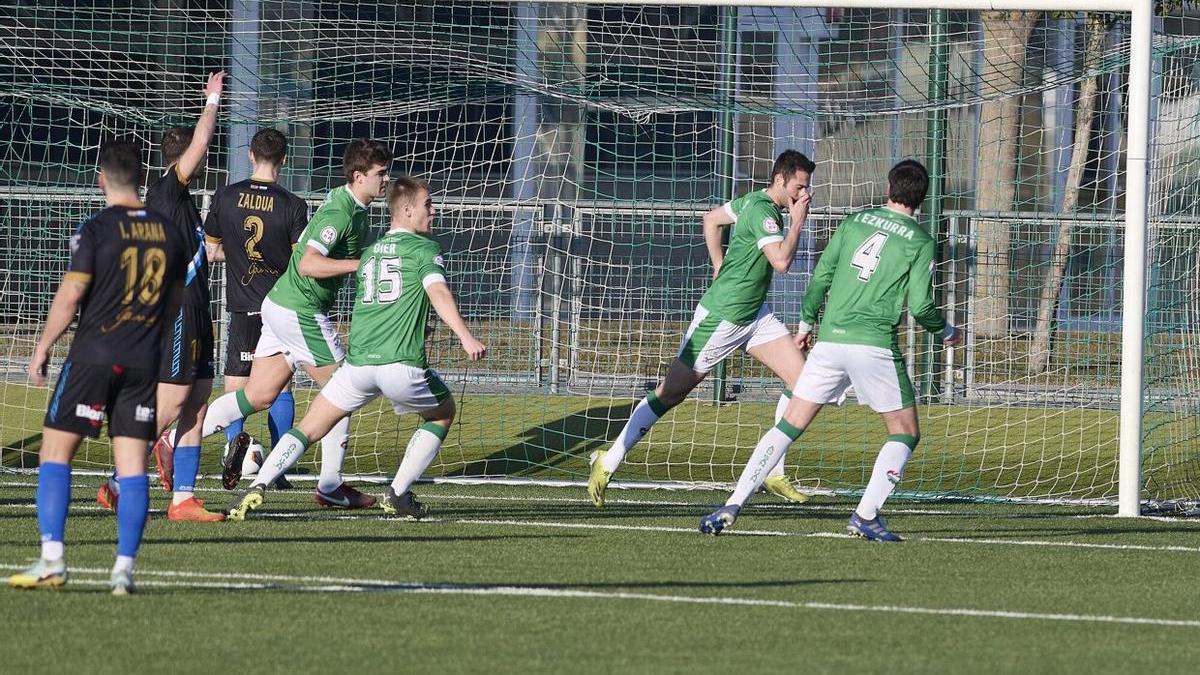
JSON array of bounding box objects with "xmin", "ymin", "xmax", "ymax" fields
[
  {"xmin": 100, "ymin": 70, "xmax": 228, "ymax": 522},
  {"xmin": 204, "ymin": 128, "xmax": 307, "ymax": 486},
  {"xmin": 7, "ymin": 140, "xmax": 189, "ymax": 595}
]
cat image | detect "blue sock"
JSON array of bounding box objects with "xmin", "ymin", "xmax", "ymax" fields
[
  {"xmin": 115, "ymin": 474, "xmax": 149, "ymax": 559},
  {"xmin": 174, "ymin": 445, "xmax": 201, "ymax": 494},
  {"xmin": 37, "ymin": 462, "xmax": 71, "ymax": 546},
  {"xmin": 268, "ymin": 392, "xmax": 295, "ymax": 448},
  {"xmin": 224, "ymin": 417, "xmax": 246, "ymax": 445}
]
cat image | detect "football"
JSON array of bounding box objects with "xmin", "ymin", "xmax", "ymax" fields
[{"xmin": 222, "ymin": 437, "xmax": 266, "ymax": 477}]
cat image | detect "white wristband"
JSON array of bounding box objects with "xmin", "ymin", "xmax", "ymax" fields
[
  {"xmin": 206, "ymin": 93, "xmax": 221, "ymax": 107},
  {"xmin": 941, "ymin": 325, "xmax": 957, "ymax": 340},
  {"xmin": 796, "ymin": 321, "xmax": 814, "ymax": 335}
]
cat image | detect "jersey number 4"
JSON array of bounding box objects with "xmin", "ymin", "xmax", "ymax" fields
[
  {"xmin": 361, "ymin": 256, "xmax": 402, "ymax": 304},
  {"xmin": 850, "ymin": 231, "xmax": 889, "ymax": 282}
]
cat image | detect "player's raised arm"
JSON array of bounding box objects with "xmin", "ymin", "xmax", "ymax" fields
[
  {"xmin": 701, "ymin": 204, "xmax": 735, "ymax": 277},
  {"xmin": 426, "ymin": 281, "xmax": 486, "ymax": 361},
  {"xmin": 175, "ymin": 71, "xmax": 225, "ymax": 183}
]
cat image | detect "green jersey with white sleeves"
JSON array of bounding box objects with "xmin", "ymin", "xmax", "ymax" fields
[
  {"xmin": 800, "ymin": 206, "xmax": 946, "ymax": 350},
  {"xmin": 346, "ymin": 228, "xmax": 447, "ymax": 368},
  {"xmin": 697, "ymin": 189, "xmax": 785, "ymax": 325},
  {"xmin": 267, "ymin": 185, "xmax": 369, "ymax": 314}
]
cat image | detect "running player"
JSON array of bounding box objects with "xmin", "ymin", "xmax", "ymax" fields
[
  {"xmin": 588, "ymin": 150, "xmax": 816, "ymax": 507},
  {"xmin": 200, "ymin": 138, "xmax": 391, "ymax": 508},
  {"xmin": 699, "ymin": 159, "xmax": 962, "ymax": 539},
  {"xmin": 225, "ymin": 177, "xmax": 486, "ymax": 520}
]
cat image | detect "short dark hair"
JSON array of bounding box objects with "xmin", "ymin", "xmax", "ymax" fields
[
  {"xmin": 98, "ymin": 139, "xmax": 142, "ymax": 189},
  {"xmin": 387, "ymin": 176, "xmax": 430, "ymax": 210},
  {"xmin": 769, "ymin": 150, "xmax": 816, "ymax": 183},
  {"xmin": 342, "ymin": 138, "xmax": 392, "ymax": 183},
  {"xmin": 887, "ymin": 159, "xmax": 929, "ymax": 209},
  {"xmin": 250, "ymin": 128, "xmax": 288, "ymax": 165},
  {"xmin": 161, "ymin": 127, "xmax": 194, "ymax": 167}
]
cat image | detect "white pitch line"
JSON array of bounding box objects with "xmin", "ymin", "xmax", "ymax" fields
[
  {"xmin": 0, "ymin": 480, "xmax": 1074, "ymax": 517},
  {"xmin": 2, "ymin": 501, "xmax": 1199, "ymax": 552},
  {"xmin": 4, "ymin": 563, "xmax": 1197, "ymax": 628}
]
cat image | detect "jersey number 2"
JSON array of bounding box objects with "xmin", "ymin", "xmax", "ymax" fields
[
  {"xmin": 243, "ymin": 216, "xmax": 265, "ymax": 261},
  {"xmin": 361, "ymin": 256, "xmax": 402, "ymax": 304},
  {"xmin": 850, "ymin": 231, "xmax": 889, "ymax": 282}
]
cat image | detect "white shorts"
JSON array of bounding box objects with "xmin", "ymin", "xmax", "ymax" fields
[
  {"xmin": 321, "ymin": 362, "xmax": 451, "ymax": 415},
  {"xmin": 676, "ymin": 304, "xmax": 790, "ymax": 374},
  {"xmin": 794, "ymin": 342, "xmax": 916, "ymax": 413},
  {"xmin": 255, "ymin": 296, "xmax": 346, "ymax": 370}
]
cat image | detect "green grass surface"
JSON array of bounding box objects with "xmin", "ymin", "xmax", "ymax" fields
[
  {"xmin": 1, "ymin": 380, "xmax": 1123, "ymax": 502},
  {"xmin": 1, "ymin": 478, "xmax": 1198, "ymax": 673}
]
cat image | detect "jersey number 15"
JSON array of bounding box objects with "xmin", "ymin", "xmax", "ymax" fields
[{"xmin": 361, "ymin": 256, "xmax": 402, "ymax": 304}]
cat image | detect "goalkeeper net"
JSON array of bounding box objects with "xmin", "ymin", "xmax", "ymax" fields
[{"xmin": 1, "ymin": 1, "xmax": 1197, "ymax": 507}]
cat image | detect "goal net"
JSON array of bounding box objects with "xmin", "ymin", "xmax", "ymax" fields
[{"xmin": 2, "ymin": 1, "xmax": 1196, "ymax": 507}]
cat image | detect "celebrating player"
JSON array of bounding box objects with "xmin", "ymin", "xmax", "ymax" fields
[
  {"xmin": 200, "ymin": 138, "xmax": 392, "ymax": 508},
  {"xmin": 8, "ymin": 140, "xmax": 189, "ymax": 594},
  {"xmin": 699, "ymin": 159, "xmax": 962, "ymax": 539},
  {"xmin": 588, "ymin": 150, "xmax": 816, "ymax": 507},
  {"xmin": 225, "ymin": 177, "xmax": 486, "ymax": 521},
  {"xmin": 95, "ymin": 71, "xmax": 227, "ymax": 522},
  {"xmin": 203, "ymin": 128, "xmax": 308, "ymax": 488}
]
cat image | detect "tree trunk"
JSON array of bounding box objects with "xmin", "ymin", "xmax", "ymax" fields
[
  {"xmin": 973, "ymin": 11, "xmax": 1038, "ymax": 338},
  {"xmin": 1028, "ymin": 15, "xmax": 1109, "ymax": 374}
]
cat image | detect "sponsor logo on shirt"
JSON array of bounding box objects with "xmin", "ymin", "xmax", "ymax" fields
[
  {"xmin": 240, "ymin": 351, "xmax": 254, "ymax": 362},
  {"xmin": 762, "ymin": 217, "xmax": 779, "ymax": 234},
  {"xmin": 135, "ymin": 405, "xmax": 155, "ymax": 423}
]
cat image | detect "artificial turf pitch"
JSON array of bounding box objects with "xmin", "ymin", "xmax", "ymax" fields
[{"xmin": 1, "ymin": 477, "xmax": 1199, "ymax": 673}]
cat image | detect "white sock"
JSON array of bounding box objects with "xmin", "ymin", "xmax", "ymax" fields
[
  {"xmin": 41, "ymin": 540, "xmax": 64, "ymax": 562},
  {"xmin": 854, "ymin": 437, "xmax": 916, "ymax": 520},
  {"xmin": 317, "ymin": 416, "xmax": 351, "ymax": 494},
  {"xmin": 602, "ymin": 394, "xmax": 667, "ymax": 473},
  {"xmin": 254, "ymin": 430, "xmax": 310, "ymax": 488},
  {"xmin": 767, "ymin": 391, "xmax": 791, "ymax": 479},
  {"xmin": 391, "ymin": 425, "xmax": 445, "ymax": 494},
  {"xmin": 201, "ymin": 391, "xmax": 248, "ymax": 437},
  {"xmin": 726, "ymin": 422, "xmax": 802, "ymax": 508},
  {"xmin": 113, "ymin": 555, "xmax": 135, "ymax": 573}
]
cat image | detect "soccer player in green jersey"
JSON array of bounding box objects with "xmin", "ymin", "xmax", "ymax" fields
[
  {"xmin": 200, "ymin": 139, "xmax": 392, "ymax": 508},
  {"xmin": 588, "ymin": 150, "xmax": 816, "ymax": 507},
  {"xmin": 224, "ymin": 177, "xmax": 486, "ymax": 521},
  {"xmin": 700, "ymin": 159, "xmax": 962, "ymax": 540}
]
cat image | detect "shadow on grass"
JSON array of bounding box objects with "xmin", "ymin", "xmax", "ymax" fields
[
  {"xmin": 40, "ymin": 576, "xmax": 870, "ymax": 596},
  {"xmin": 0, "ymin": 533, "xmax": 577, "ymax": 548},
  {"xmin": 1, "ymin": 433, "xmax": 41, "ymax": 469},
  {"xmin": 447, "ymin": 402, "xmax": 634, "ymax": 478}
]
